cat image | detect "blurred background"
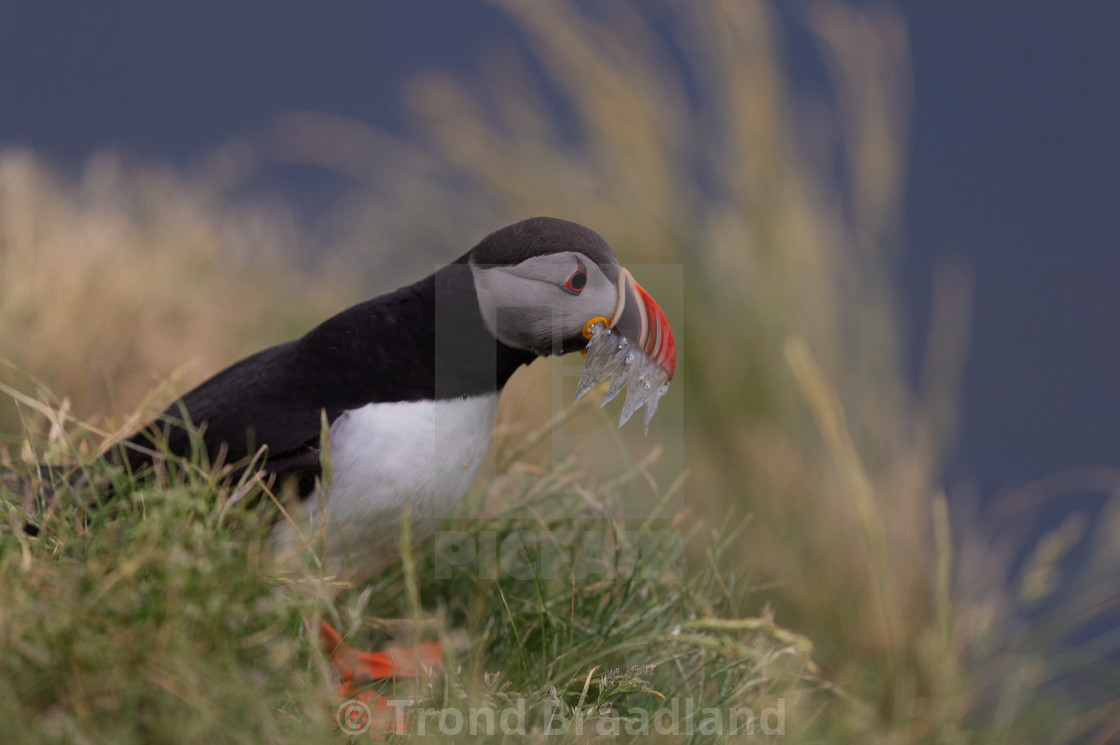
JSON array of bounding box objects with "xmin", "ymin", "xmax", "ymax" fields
[{"xmin": 1, "ymin": 1, "xmax": 1117, "ymax": 740}]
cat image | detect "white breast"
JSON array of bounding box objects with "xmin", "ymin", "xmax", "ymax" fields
[{"xmin": 283, "ymin": 393, "xmax": 500, "ymax": 583}]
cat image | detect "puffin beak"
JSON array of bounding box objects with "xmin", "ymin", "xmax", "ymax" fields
[{"xmin": 608, "ymin": 268, "xmax": 676, "ymax": 380}]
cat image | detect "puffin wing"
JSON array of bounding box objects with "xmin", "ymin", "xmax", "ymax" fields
[{"xmin": 126, "ymin": 341, "xmax": 345, "ymax": 487}]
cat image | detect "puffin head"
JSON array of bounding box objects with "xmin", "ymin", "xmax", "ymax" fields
[{"xmin": 468, "ymin": 217, "xmax": 676, "ymax": 381}]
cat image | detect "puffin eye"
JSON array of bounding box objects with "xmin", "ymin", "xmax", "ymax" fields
[{"xmin": 561, "ymin": 261, "xmax": 588, "ymax": 295}]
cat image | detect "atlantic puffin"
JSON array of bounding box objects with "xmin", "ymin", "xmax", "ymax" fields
[{"xmin": 118, "ymin": 216, "xmax": 676, "ymax": 697}]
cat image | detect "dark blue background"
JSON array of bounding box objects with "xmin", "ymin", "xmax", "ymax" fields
[{"xmin": 1, "ymin": 2, "xmax": 1117, "ymax": 508}]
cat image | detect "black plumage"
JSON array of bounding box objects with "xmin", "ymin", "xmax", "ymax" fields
[{"xmin": 121, "ymin": 257, "xmax": 534, "ymax": 486}]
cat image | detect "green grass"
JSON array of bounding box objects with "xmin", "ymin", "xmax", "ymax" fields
[
  {"xmin": 0, "ymin": 413, "xmax": 335, "ymax": 743},
  {"xmin": 1, "ymin": 399, "xmax": 822, "ymax": 743}
]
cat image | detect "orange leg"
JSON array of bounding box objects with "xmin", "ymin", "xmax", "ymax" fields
[
  {"xmin": 320, "ymin": 622, "xmax": 443, "ymax": 685},
  {"xmin": 321, "ymin": 622, "xmax": 443, "ymax": 737}
]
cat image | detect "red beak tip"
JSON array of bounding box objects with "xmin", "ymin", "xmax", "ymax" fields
[{"xmin": 635, "ymin": 283, "xmax": 676, "ymax": 380}]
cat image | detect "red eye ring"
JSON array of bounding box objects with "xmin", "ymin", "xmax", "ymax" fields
[{"xmin": 561, "ymin": 261, "xmax": 588, "ymax": 295}]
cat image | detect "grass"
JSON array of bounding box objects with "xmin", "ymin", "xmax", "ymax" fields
[
  {"xmin": 0, "ymin": 426, "xmax": 336, "ymax": 743},
  {"xmin": 2, "ymin": 0, "xmax": 1118, "ymax": 741},
  {"xmin": 2, "ymin": 395, "xmax": 821, "ymax": 743}
]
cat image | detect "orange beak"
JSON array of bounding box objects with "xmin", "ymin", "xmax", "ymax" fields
[{"xmin": 609, "ymin": 268, "xmax": 676, "ymax": 380}]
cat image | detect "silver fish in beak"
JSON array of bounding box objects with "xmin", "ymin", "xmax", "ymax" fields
[{"xmin": 575, "ymin": 268, "xmax": 676, "ymax": 434}]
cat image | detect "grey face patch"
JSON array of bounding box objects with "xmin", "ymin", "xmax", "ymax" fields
[{"xmin": 470, "ymin": 252, "xmax": 620, "ymax": 356}]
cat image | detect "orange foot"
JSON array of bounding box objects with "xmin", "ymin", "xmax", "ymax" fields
[
  {"xmin": 322, "ymin": 622, "xmax": 443, "ymax": 736},
  {"xmin": 321, "ymin": 622, "xmax": 443, "ymax": 685}
]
